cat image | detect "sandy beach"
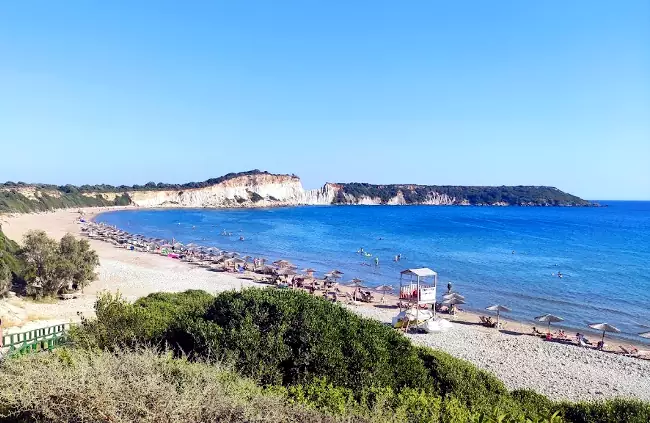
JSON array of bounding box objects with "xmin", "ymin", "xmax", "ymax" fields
[{"xmin": 1, "ymin": 207, "xmax": 649, "ymax": 402}]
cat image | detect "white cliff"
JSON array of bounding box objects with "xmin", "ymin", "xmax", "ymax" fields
[
  {"xmin": 126, "ymin": 174, "xmax": 338, "ymax": 208},
  {"xmin": 123, "ymin": 176, "xmax": 465, "ymax": 208}
]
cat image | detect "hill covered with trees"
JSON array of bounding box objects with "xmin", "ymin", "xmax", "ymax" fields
[{"xmin": 335, "ymin": 183, "xmax": 592, "ymax": 206}]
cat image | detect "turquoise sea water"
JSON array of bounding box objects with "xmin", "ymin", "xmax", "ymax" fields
[{"xmin": 96, "ymin": 202, "xmax": 650, "ymax": 343}]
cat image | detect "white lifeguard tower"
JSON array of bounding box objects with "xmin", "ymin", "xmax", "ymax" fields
[{"xmin": 399, "ymin": 268, "xmax": 438, "ymax": 317}]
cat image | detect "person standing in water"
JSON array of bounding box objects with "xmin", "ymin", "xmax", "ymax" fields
[
  {"xmin": 447, "ymin": 282, "xmax": 452, "ymax": 293},
  {"xmin": 374, "ymin": 257, "xmax": 379, "ymax": 266}
]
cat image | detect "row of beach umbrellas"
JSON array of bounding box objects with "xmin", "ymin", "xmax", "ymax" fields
[{"xmin": 489, "ymin": 307, "xmax": 649, "ymax": 343}]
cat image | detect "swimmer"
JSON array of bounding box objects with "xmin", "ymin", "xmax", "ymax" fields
[
  {"xmin": 374, "ymin": 257, "xmax": 379, "ymax": 266},
  {"xmin": 239, "ymin": 236, "xmax": 245, "ymax": 241}
]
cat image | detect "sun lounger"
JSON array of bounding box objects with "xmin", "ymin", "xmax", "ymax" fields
[
  {"xmin": 619, "ymin": 346, "xmax": 636, "ymax": 356},
  {"xmin": 479, "ymin": 316, "xmax": 497, "ymax": 328},
  {"xmin": 619, "ymin": 346, "xmax": 649, "ymax": 358},
  {"xmin": 579, "ymin": 338, "xmax": 592, "ymax": 348},
  {"xmin": 344, "ymin": 292, "xmax": 357, "ymax": 305}
]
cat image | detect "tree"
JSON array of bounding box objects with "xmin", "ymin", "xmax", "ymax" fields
[
  {"xmin": 21, "ymin": 230, "xmax": 59, "ymax": 298},
  {"xmin": 58, "ymin": 234, "xmax": 99, "ymax": 292},
  {"xmin": 20, "ymin": 230, "xmax": 99, "ymax": 298}
]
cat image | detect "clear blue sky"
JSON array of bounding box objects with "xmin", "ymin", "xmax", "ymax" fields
[{"xmin": 1, "ymin": 1, "xmax": 648, "ymax": 200}]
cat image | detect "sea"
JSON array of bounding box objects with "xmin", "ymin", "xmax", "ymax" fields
[{"xmin": 95, "ymin": 201, "xmax": 650, "ymax": 343}]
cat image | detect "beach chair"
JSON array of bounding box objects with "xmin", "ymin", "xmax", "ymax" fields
[
  {"xmin": 619, "ymin": 346, "xmax": 649, "ymax": 358},
  {"xmin": 344, "ymin": 292, "xmax": 357, "ymax": 305},
  {"xmin": 619, "ymin": 346, "xmax": 637, "ymax": 356},
  {"xmin": 578, "ymin": 338, "xmax": 592, "ymax": 348},
  {"xmin": 479, "ymin": 316, "xmax": 496, "ymax": 327}
]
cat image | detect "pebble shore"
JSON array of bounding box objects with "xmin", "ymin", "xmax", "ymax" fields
[{"xmin": 353, "ymin": 306, "xmax": 650, "ymax": 402}]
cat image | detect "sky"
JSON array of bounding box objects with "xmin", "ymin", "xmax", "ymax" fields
[{"xmin": 0, "ymin": 1, "xmax": 648, "ymax": 200}]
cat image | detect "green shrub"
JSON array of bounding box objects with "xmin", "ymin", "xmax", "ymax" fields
[
  {"xmin": 0, "ymin": 347, "xmax": 355, "ymax": 423},
  {"xmin": 69, "ymin": 288, "xmax": 650, "ymax": 423},
  {"xmin": 560, "ymin": 398, "xmax": 650, "ymax": 423},
  {"xmin": 0, "ymin": 229, "xmax": 22, "ymax": 286},
  {"xmin": 511, "ymin": 389, "xmax": 556, "ymax": 419},
  {"xmin": 181, "ymin": 288, "xmax": 433, "ymax": 391},
  {"xmin": 394, "ymin": 388, "xmax": 442, "ymax": 423},
  {"xmin": 418, "ymin": 347, "xmax": 514, "ymax": 412},
  {"xmin": 70, "ymin": 290, "xmax": 214, "ymax": 349}
]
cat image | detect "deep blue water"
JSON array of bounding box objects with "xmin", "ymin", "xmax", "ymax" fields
[{"xmin": 96, "ymin": 202, "xmax": 650, "ymax": 343}]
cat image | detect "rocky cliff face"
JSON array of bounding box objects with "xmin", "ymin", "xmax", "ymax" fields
[{"xmin": 125, "ymin": 174, "xmax": 337, "ymax": 208}]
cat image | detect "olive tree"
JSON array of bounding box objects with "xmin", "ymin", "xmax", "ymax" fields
[
  {"xmin": 58, "ymin": 233, "xmax": 99, "ymax": 292},
  {"xmin": 20, "ymin": 230, "xmax": 99, "ymax": 298}
]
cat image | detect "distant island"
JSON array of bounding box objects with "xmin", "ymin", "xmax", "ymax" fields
[{"xmin": 0, "ymin": 170, "xmax": 594, "ymax": 213}]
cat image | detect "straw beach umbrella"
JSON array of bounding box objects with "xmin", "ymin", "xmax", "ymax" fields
[
  {"xmin": 442, "ymin": 298, "xmax": 465, "ymax": 305},
  {"xmin": 589, "ymin": 322, "xmax": 621, "ymax": 342},
  {"xmin": 276, "ymin": 268, "xmax": 297, "ymax": 276},
  {"xmin": 374, "ymin": 285, "xmax": 394, "ymax": 303},
  {"xmin": 486, "ymin": 305, "xmax": 511, "ymax": 327},
  {"xmin": 443, "ymin": 293, "xmax": 465, "ymax": 301},
  {"xmin": 347, "ymin": 279, "xmax": 365, "ymax": 288},
  {"xmin": 303, "ymin": 268, "xmax": 317, "ymax": 277},
  {"xmin": 324, "ymin": 272, "xmax": 342, "ymax": 281},
  {"xmin": 535, "ymin": 314, "xmax": 564, "ymax": 333},
  {"xmin": 639, "ymin": 331, "xmax": 650, "ymax": 339},
  {"xmin": 273, "ymin": 260, "xmax": 293, "ymax": 268}
]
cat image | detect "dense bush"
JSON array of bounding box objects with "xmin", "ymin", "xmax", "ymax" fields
[
  {"xmin": 559, "ymin": 399, "xmax": 650, "ymax": 423},
  {"xmin": 0, "ymin": 347, "xmax": 358, "ymax": 423},
  {"xmin": 186, "ymin": 289, "xmax": 433, "ymax": 391},
  {"xmin": 71, "ymin": 290, "xmax": 213, "ymax": 349},
  {"xmin": 69, "ymin": 289, "xmax": 649, "ymax": 423}
]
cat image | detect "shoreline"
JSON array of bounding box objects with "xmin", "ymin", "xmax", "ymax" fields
[{"xmin": 2, "ymin": 207, "xmax": 650, "ymax": 402}]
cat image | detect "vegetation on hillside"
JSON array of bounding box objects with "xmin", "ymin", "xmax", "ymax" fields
[
  {"xmin": 63, "ymin": 289, "xmax": 649, "ymax": 423},
  {"xmin": 0, "ymin": 229, "xmax": 22, "ymax": 295},
  {"xmin": 0, "ymin": 189, "xmax": 131, "ymax": 213},
  {"xmin": 1, "ymin": 169, "xmax": 281, "ymax": 194},
  {"xmin": 335, "ymin": 183, "xmax": 591, "ymax": 206}
]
